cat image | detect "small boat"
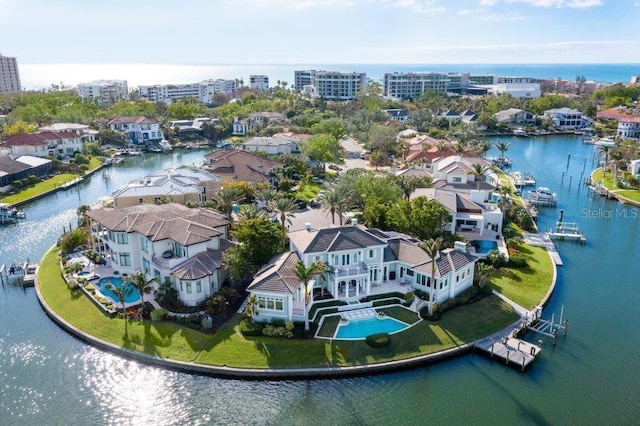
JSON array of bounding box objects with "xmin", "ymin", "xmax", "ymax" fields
[
  {"xmin": 0, "ymin": 202, "xmax": 26, "ymax": 223},
  {"xmin": 528, "ymin": 187, "xmax": 557, "ymax": 204},
  {"xmin": 159, "ymin": 139, "xmax": 172, "ymax": 152},
  {"xmin": 594, "ymin": 137, "xmax": 615, "ymax": 147},
  {"xmin": 513, "ymin": 128, "xmax": 528, "ymax": 137},
  {"xmin": 490, "ymin": 156, "xmax": 512, "ymax": 168}
]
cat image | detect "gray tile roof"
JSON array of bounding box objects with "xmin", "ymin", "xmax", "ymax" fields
[
  {"xmin": 289, "ymin": 225, "xmax": 386, "ymax": 254},
  {"xmin": 386, "ymin": 238, "xmax": 430, "ymax": 266},
  {"xmin": 171, "ymin": 249, "xmax": 224, "ymax": 280},
  {"xmin": 247, "ymin": 251, "xmax": 302, "ymax": 294}
]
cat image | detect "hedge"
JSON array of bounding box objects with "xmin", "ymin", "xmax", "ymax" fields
[{"xmin": 365, "ymin": 333, "xmax": 391, "ymax": 348}]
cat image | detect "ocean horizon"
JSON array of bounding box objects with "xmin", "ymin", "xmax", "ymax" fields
[{"xmin": 18, "ymin": 62, "xmax": 640, "ymax": 91}]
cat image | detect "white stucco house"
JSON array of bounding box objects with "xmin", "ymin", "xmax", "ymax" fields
[
  {"xmin": 1, "ymin": 131, "xmax": 84, "ymax": 158},
  {"xmin": 87, "ymin": 203, "xmax": 232, "ymax": 306},
  {"xmin": 97, "ymin": 116, "xmax": 164, "ymax": 144},
  {"xmin": 241, "ymin": 135, "xmax": 300, "ymax": 155},
  {"xmin": 247, "ymin": 224, "xmax": 477, "ymax": 323},
  {"xmin": 543, "ymin": 108, "xmax": 592, "ymax": 130}
]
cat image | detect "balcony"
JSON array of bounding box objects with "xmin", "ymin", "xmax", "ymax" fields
[{"xmin": 335, "ymin": 262, "xmax": 369, "ymax": 278}]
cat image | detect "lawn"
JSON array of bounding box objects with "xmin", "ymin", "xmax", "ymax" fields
[
  {"xmin": 1, "ymin": 157, "xmax": 103, "ymax": 205},
  {"xmin": 591, "ymin": 168, "xmax": 640, "ymax": 204},
  {"xmin": 294, "ymin": 183, "xmax": 323, "ymax": 202},
  {"xmin": 489, "ymin": 245, "xmax": 554, "ymax": 310}
]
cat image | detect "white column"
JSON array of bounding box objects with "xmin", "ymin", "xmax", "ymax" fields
[
  {"xmin": 356, "ymin": 279, "xmax": 360, "ymax": 298},
  {"xmin": 288, "ymin": 295, "xmax": 293, "ymax": 321}
]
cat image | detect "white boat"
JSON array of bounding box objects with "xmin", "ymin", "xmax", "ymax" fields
[
  {"xmin": 510, "ymin": 171, "xmax": 536, "ymax": 187},
  {"xmin": 0, "ymin": 202, "xmax": 26, "ymax": 223},
  {"xmin": 528, "ymin": 187, "xmax": 557, "ymax": 204},
  {"xmin": 490, "ymin": 156, "xmax": 512, "ymax": 168},
  {"xmin": 513, "ymin": 128, "xmax": 528, "ymax": 137},
  {"xmin": 159, "ymin": 139, "xmax": 172, "ymax": 152},
  {"xmin": 594, "ymin": 137, "xmax": 615, "ymax": 147}
]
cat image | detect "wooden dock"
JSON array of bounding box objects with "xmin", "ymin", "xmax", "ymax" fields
[
  {"xmin": 475, "ymin": 329, "xmax": 542, "ymax": 371},
  {"xmin": 523, "ymin": 233, "xmax": 564, "ymax": 265}
]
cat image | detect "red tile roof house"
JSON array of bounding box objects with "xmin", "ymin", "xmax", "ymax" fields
[
  {"xmin": 87, "ymin": 203, "xmax": 232, "ymax": 306},
  {"xmin": 96, "ymin": 116, "xmax": 164, "ymax": 144},
  {"xmin": 203, "ymin": 149, "xmax": 283, "ymax": 185},
  {"xmin": 1, "ymin": 131, "xmax": 84, "ymax": 158}
]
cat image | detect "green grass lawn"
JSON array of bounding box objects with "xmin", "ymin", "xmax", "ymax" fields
[
  {"xmin": 294, "ymin": 183, "xmax": 323, "ymax": 202},
  {"xmin": 489, "ymin": 245, "xmax": 554, "ymax": 310},
  {"xmin": 592, "ymin": 168, "xmax": 640, "ymax": 204},
  {"xmin": 615, "ymin": 190, "xmax": 640, "ymax": 203},
  {"xmin": 1, "ymin": 156, "xmax": 104, "ymax": 205}
]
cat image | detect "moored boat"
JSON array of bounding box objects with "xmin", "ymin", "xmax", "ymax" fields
[
  {"xmin": 0, "ymin": 202, "xmax": 26, "ymax": 223},
  {"xmin": 528, "ymin": 187, "xmax": 557, "ymax": 205}
]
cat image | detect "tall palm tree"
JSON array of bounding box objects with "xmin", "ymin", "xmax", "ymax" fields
[
  {"xmin": 494, "ymin": 140, "xmax": 511, "ymax": 159},
  {"xmin": 598, "ymin": 144, "xmax": 612, "ymax": 176},
  {"xmin": 474, "ymin": 140, "xmax": 492, "ymax": 158},
  {"xmin": 475, "ymin": 263, "xmax": 493, "ymax": 288},
  {"xmin": 469, "ymin": 163, "xmax": 490, "ymax": 190},
  {"xmin": 213, "ymin": 187, "xmax": 242, "ymax": 219},
  {"xmin": 453, "ymin": 142, "xmax": 467, "ymax": 155},
  {"xmin": 125, "ymin": 270, "xmax": 156, "ymax": 313},
  {"xmin": 420, "ymin": 237, "xmax": 442, "ymax": 316},
  {"xmin": 610, "ymin": 149, "xmax": 624, "ymax": 188},
  {"xmin": 105, "ymin": 280, "xmax": 134, "ymax": 318},
  {"xmin": 293, "ymin": 260, "xmax": 327, "ymax": 331},
  {"xmin": 236, "ymin": 204, "xmax": 265, "ymax": 220},
  {"xmin": 496, "ymin": 184, "xmax": 513, "ymax": 213},
  {"xmin": 272, "ymin": 197, "xmax": 298, "ymax": 248},
  {"xmin": 319, "ymin": 189, "xmax": 341, "ymax": 224},
  {"xmin": 254, "ymin": 187, "xmax": 278, "ymax": 211}
]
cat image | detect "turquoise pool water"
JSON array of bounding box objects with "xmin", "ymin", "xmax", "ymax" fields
[
  {"xmin": 335, "ymin": 316, "xmax": 407, "ymax": 339},
  {"xmin": 472, "ymin": 240, "xmax": 498, "ymax": 254},
  {"xmin": 97, "ymin": 277, "xmax": 140, "ymax": 304}
]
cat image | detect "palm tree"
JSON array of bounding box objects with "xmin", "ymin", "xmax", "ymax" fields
[
  {"xmin": 213, "ymin": 187, "xmax": 242, "ymax": 220},
  {"xmin": 319, "ymin": 189, "xmax": 341, "ymax": 224},
  {"xmin": 105, "ymin": 280, "xmax": 134, "ymax": 318},
  {"xmin": 475, "ymin": 263, "xmax": 493, "ymax": 288},
  {"xmin": 125, "ymin": 270, "xmax": 156, "ymax": 313},
  {"xmin": 254, "ymin": 187, "xmax": 278, "ymax": 211},
  {"xmin": 598, "ymin": 144, "xmax": 612, "ymax": 176},
  {"xmin": 496, "ymin": 184, "xmax": 513, "ymax": 213},
  {"xmin": 494, "ymin": 140, "xmax": 511, "ymax": 160},
  {"xmin": 610, "ymin": 149, "xmax": 624, "ymax": 188},
  {"xmin": 273, "ymin": 197, "xmax": 298, "ymax": 248},
  {"xmin": 474, "ymin": 140, "xmax": 493, "ymax": 158},
  {"xmin": 469, "ymin": 163, "xmax": 490, "ymax": 190},
  {"xmin": 236, "ymin": 204, "xmax": 265, "ymax": 220},
  {"xmin": 293, "ymin": 260, "xmax": 327, "ymax": 331},
  {"xmin": 453, "ymin": 142, "xmax": 467, "ymax": 155},
  {"xmin": 420, "ymin": 237, "xmax": 442, "ymax": 317},
  {"xmin": 157, "ymin": 281, "xmax": 178, "ymax": 306}
]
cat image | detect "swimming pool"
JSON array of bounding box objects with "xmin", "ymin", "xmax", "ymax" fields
[
  {"xmin": 335, "ymin": 316, "xmax": 407, "ymax": 339},
  {"xmin": 472, "ymin": 240, "xmax": 498, "ymax": 254},
  {"xmin": 97, "ymin": 277, "xmax": 140, "ymax": 304}
]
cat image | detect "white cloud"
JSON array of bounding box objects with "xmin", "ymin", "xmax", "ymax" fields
[
  {"xmin": 479, "ymin": 0, "xmax": 498, "ymax": 5},
  {"xmin": 459, "ymin": 8, "xmax": 486, "ymax": 15},
  {"xmin": 508, "ymin": 0, "xmax": 603, "ymax": 7},
  {"xmin": 480, "ymin": 12, "xmax": 525, "ymax": 20},
  {"xmin": 373, "ymin": 0, "xmax": 446, "ymax": 14},
  {"xmin": 249, "ymin": 0, "xmax": 445, "ymax": 13}
]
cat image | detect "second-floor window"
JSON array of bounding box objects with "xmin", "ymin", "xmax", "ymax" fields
[
  {"xmin": 116, "ymin": 233, "xmax": 128, "ymax": 244},
  {"xmin": 119, "ymin": 252, "xmax": 131, "ymax": 266},
  {"xmin": 140, "ymin": 236, "xmax": 149, "ymax": 253},
  {"xmin": 172, "ymin": 242, "xmax": 184, "ymax": 257}
]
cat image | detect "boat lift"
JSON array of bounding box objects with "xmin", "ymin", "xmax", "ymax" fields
[{"xmin": 525, "ymin": 305, "xmax": 568, "ymax": 345}]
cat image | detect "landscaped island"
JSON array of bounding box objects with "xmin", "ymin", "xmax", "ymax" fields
[{"xmin": 36, "ymin": 240, "xmax": 553, "ymax": 378}]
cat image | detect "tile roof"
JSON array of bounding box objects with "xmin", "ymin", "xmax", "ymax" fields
[
  {"xmin": 204, "ymin": 149, "xmax": 283, "ymax": 182},
  {"xmin": 87, "ymin": 203, "xmax": 229, "ymax": 246},
  {"xmin": 98, "ymin": 116, "xmax": 159, "ymax": 125},
  {"xmin": 288, "ymin": 225, "xmax": 386, "ymax": 254},
  {"xmin": 2, "ymin": 131, "xmax": 82, "ymax": 147},
  {"xmin": 171, "ymin": 248, "xmax": 224, "ymax": 280},
  {"xmin": 411, "ymin": 187, "xmax": 484, "ymax": 213},
  {"xmin": 247, "ymin": 251, "xmax": 302, "ymax": 294}
]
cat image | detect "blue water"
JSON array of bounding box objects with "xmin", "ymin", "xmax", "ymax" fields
[
  {"xmin": 472, "ymin": 240, "xmax": 498, "ymax": 254},
  {"xmin": 335, "ymin": 316, "xmax": 407, "ymax": 339},
  {"xmin": 19, "ymin": 63, "xmax": 640, "ymax": 90},
  {"xmin": 97, "ymin": 277, "xmax": 140, "ymax": 304}
]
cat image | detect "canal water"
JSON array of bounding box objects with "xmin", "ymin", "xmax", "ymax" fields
[{"xmin": 1, "ymin": 140, "xmax": 638, "ymax": 424}]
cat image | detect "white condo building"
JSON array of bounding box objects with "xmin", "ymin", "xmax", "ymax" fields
[
  {"xmin": 77, "ymin": 80, "xmax": 128, "ymax": 105},
  {"xmin": 383, "ymin": 72, "xmax": 449, "ymax": 99},
  {"xmin": 0, "ymin": 54, "xmax": 21, "ymax": 93},
  {"xmin": 294, "ymin": 70, "xmax": 367, "ymax": 100},
  {"xmin": 139, "ymin": 79, "xmax": 237, "ymax": 105},
  {"xmin": 250, "ymin": 75, "xmax": 269, "ymax": 91}
]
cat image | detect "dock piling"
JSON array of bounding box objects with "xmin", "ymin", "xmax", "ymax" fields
[{"xmin": 566, "ymin": 153, "xmax": 571, "ymax": 168}]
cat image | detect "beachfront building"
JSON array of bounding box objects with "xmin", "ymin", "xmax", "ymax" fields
[
  {"xmin": 139, "ymin": 79, "xmax": 237, "ymax": 105},
  {"xmin": 543, "ymin": 108, "xmax": 591, "ymax": 130},
  {"xmin": 486, "ymin": 83, "xmax": 541, "ymax": 99},
  {"xmin": 87, "ymin": 203, "xmax": 232, "ymax": 306},
  {"xmin": 1, "ymin": 131, "xmax": 84, "ymax": 158},
  {"xmin": 247, "ymin": 223, "xmax": 477, "ymax": 323},
  {"xmin": 111, "ymin": 167, "xmax": 222, "ymax": 208},
  {"xmin": 77, "ymin": 80, "xmax": 128, "ymax": 105},
  {"xmin": 250, "ymin": 75, "xmax": 269, "ymax": 91},
  {"xmin": 383, "ymin": 72, "xmax": 449, "ymax": 100},
  {"xmin": 96, "ymin": 116, "xmax": 164, "ymax": 144},
  {"xmin": 0, "ymin": 53, "xmax": 21, "ymax": 93},
  {"xmin": 294, "ymin": 70, "xmax": 367, "ymax": 101}
]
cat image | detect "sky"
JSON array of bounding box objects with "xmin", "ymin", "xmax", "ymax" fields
[{"xmin": 1, "ymin": 0, "xmax": 639, "ymax": 64}]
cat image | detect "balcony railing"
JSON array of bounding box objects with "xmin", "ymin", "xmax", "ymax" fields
[{"xmin": 335, "ymin": 262, "xmax": 369, "ymax": 277}]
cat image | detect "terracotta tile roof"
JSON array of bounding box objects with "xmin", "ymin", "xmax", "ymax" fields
[
  {"xmin": 596, "ymin": 106, "xmax": 640, "ymax": 120},
  {"xmin": 2, "ymin": 131, "xmax": 81, "ymax": 146},
  {"xmin": 171, "ymin": 249, "xmax": 224, "ymax": 280},
  {"xmin": 87, "ymin": 203, "xmax": 229, "ymax": 246},
  {"xmin": 204, "ymin": 149, "xmax": 282, "ymax": 182},
  {"xmin": 247, "ymin": 251, "xmax": 302, "ymax": 294}
]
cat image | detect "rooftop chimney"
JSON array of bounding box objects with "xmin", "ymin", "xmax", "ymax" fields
[
  {"xmin": 454, "ymin": 241, "xmax": 467, "ymax": 253},
  {"xmin": 304, "ymin": 222, "xmax": 311, "ymax": 232},
  {"xmin": 351, "ymin": 218, "xmax": 358, "ymax": 226}
]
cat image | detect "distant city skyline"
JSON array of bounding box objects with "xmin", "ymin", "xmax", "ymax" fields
[{"xmin": 1, "ymin": 0, "xmax": 639, "ymax": 65}]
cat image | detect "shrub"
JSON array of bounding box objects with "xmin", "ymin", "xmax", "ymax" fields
[
  {"xmin": 365, "ymin": 333, "xmax": 391, "ymax": 348},
  {"xmin": 66, "ymin": 279, "xmax": 79, "ymax": 290},
  {"xmin": 85, "ymin": 284, "xmax": 95, "ymax": 293},
  {"xmin": 239, "ymin": 318, "xmax": 264, "ymax": 336},
  {"xmin": 508, "ymin": 255, "xmax": 528, "ymax": 268},
  {"xmin": 414, "ymin": 289, "xmax": 429, "ymax": 300},
  {"xmin": 271, "ymin": 318, "xmax": 286, "ymax": 328},
  {"xmin": 262, "ymin": 324, "xmax": 294, "ymax": 338},
  {"xmin": 486, "ymin": 250, "xmax": 507, "ymax": 268},
  {"xmin": 150, "ymin": 308, "xmax": 167, "ymax": 321},
  {"xmin": 403, "ymin": 291, "xmax": 415, "ymax": 306}
]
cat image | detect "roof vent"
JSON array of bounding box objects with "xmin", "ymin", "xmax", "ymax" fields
[
  {"xmin": 351, "ymin": 218, "xmax": 358, "ymax": 226},
  {"xmin": 304, "ymin": 222, "xmax": 311, "ymax": 232}
]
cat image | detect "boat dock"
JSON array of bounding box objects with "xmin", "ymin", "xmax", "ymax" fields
[
  {"xmin": 475, "ymin": 328, "xmax": 542, "ymax": 371},
  {"xmin": 523, "ymin": 232, "xmax": 564, "ymax": 265},
  {"xmin": 546, "ymin": 211, "xmax": 587, "ymax": 244}
]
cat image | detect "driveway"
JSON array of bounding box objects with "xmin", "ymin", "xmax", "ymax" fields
[{"xmin": 289, "ymin": 205, "xmax": 343, "ymax": 231}]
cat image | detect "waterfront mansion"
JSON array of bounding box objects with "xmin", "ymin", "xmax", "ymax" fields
[
  {"xmin": 87, "ymin": 203, "xmax": 231, "ymax": 305},
  {"xmin": 247, "ymin": 223, "xmax": 477, "ymax": 324}
]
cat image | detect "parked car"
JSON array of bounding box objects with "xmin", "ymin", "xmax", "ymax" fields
[
  {"xmin": 311, "ymin": 177, "xmax": 324, "ymax": 184},
  {"xmin": 328, "ymin": 164, "xmax": 342, "ymax": 171}
]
